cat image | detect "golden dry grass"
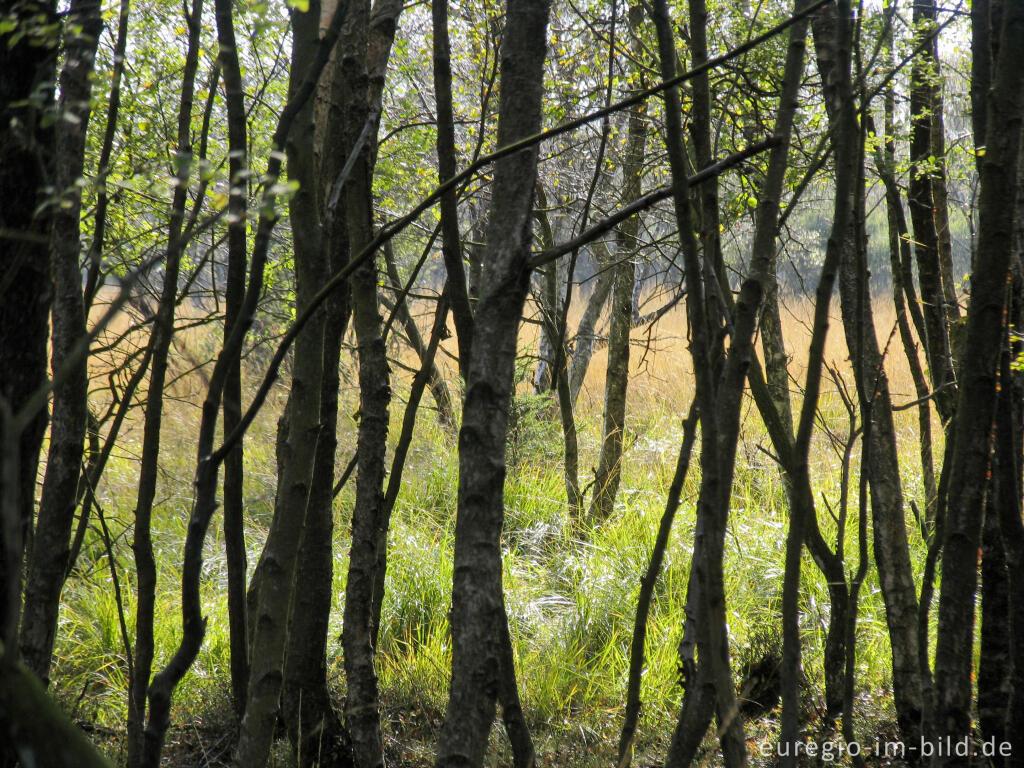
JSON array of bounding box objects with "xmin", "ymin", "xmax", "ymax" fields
[
  {"xmin": 510, "ymin": 288, "xmax": 925, "ymax": 421},
  {"xmin": 87, "ymin": 280, "xmax": 933, "ymax": 486}
]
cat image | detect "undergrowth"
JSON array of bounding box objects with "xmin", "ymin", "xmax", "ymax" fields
[{"xmin": 50, "ymin": 299, "xmax": 933, "ymax": 766}]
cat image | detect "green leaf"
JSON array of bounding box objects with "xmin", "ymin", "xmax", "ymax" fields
[{"xmin": 286, "ymin": 0, "xmax": 309, "ymax": 12}]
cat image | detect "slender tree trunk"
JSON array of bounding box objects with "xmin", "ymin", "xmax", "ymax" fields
[
  {"xmin": 433, "ymin": 0, "xmax": 473, "ymax": 377},
  {"xmin": 434, "ymin": 0, "xmax": 551, "ymax": 762},
  {"xmin": 619, "ymin": 405, "xmax": 698, "ymax": 768},
  {"xmin": 567, "ymin": 252, "xmax": 613, "ymax": 406},
  {"xmin": 144, "ymin": 9, "xmax": 349, "ymax": 765},
  {"xmin": 759, "ymin": 272, "xmax": 792, "ymax": 434},
  {"xmin": 534, "ymin": 189, "xmax": 582, "ymax": 517},
  {"xmin": 589, "ymin": 94, "xmax": 645, "ymax": 521},
  {"xmin": 930, "ymin": 103, "xmax": 958, "ymax": 331},
  {"xmin": 652, "ymin": 0, "xmax": 725, "ymax": 751},
  {"xmin": 913, "ymin": 0, "xmax": 959, "ymax": 331},
  {"xmin": 372, "ymin": 292, "xmax": 450, "ymax": 643},
  {"xmin": 970, "ymin": 0, "xmax": 991, "ymax": 171},
  {"xmin": 811, "ymin": 4, "xmax": 925, "ymax": 751},
  {"xmin": 213, "ymin": 0, "xmax": 251, "ymax": 719},
  {"xmin": 382, "ymin": 243, "xmax": 455, "ymax": 430},
  {"xmin": 340, "ymin": 0, "xmax": 402, "ymax": 763},
  {"xmin": 84, "ymin": 0, "xmax": 131, "ymax": 304},
  {"xmin": 841, "ymin": 418, "xmax": 870, "ymax": 768},
  {"xmin": 342, "ymin": 52, "xmax": 390, "ymax": 768},
  {"xmin": 651, "ymin": 0, "xmax": 758, "ymax": 762},
  {"xmin": 995, "ymin": 325, "xmax": 1024, "ymax": 768},
  {"xmin": 275, "ymin": 5, "xmax": 353, "ymax": 764},
  {"xmin": 127, "ymin": 1, "xmax": 204, "ymax": 760},
  {"xmin": 975, "ymin": 144, "xmax": 1022, "ymax": 767},
  {"xmin": 18, "ymin": 0, "xmax": 101, "ymax": 684},
  {"xmin": 281, "ymin": 221, "xmax": 351, "ymax": 768},
  {"xmin": 873, "ymin": 133, "xmax": 937, "ymax": 528},
  {"xmin": 978, "ymin": 482, "xmax": 1010, "ymax": 767},
  {"xmin": 234, "ymin": 4, "xmax": 331, "ymax": 766},
  {"xmin": 532, "ymin": 260, "xmax": 559, "ymax": 394},
  {"xmin": 908, "ymin": 0, "xmax": 956, "ymax": 422},
  {"xmin": 739, "ymin": 2, "xmax": 822, "ymax": 756},
  {"xmin": 1000, "ymin": 177, "xmax": 1024, "ymax": 768}
]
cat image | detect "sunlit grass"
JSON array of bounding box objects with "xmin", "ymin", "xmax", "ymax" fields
[{"xmin": 51, "ymin": 292, "xmax": 937, "ymax": 764}]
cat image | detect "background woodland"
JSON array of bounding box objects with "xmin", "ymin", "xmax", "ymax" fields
[{"xmin": 1, "ymin": 0, "xmax": 1022, "ymax": 765}]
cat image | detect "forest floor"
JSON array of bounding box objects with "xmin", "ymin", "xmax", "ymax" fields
[{"xmin": 56, "ymin": 293, "xmax": 928, "ymax": 766}]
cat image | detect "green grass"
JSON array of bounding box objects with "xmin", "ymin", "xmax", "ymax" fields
[{"xmin": 50, "ymin": 335, "xmax": 935, "ymax": 766}]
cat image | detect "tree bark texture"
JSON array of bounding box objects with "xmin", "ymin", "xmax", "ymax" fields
[
  {"xmin": 339, "ymin": 0, "xmax": 402, "ymax": 764},
  {"xmin": 567, "ymin": 250, "xmax": 613, "ymax": 406},
  {"xmin": 213, "ymin": 0, "xmax": 252, "ymax": 719},
  {"xmin": 141, "ymin": 5, "xmax": 349, "ymax": 764},
  {"xmin": 651, "ymin": 0, "xmax": 754, "ymax": 762},
  {"xmin": 933, "ymin": 4, "xmax": 1024, "ymax": 761},
  {"xmin": 978, "ymin": 481, "xmax": 1010, "ymax": 768},
  {"xmin": 434, "ymin": 0, "xmax": 551, "ymax": 762},
  {"xmin": 127, "ymin": 0, "xmax": 204, "ymax": 760},
  {"xmin": 999, "ymin": 168, "xmax": 1024, "ymax": 768},
  {"xmin": 433, "ymin": 0, "xmax": 474, "ymax": 377},
  {"xmin": 908, "ymin": 0, "xmax": 956, "ymax": 422},
  {"xmin": 19, "ymin": 0, "xmax": 101, "ymax": 684},
  {"xmin": 811, "ymin": 4, "xmax": 925, "ymax": 750},
  {"xmin": 0, "ymin": 0, "xmax": 57, "ymax": 654},
  {"xmin": 234, "ymin": 4, "xmax": 331, "ymax": 766},
  {"xmin": 589, "ymin": 94, "xmax": 645, "ymax": 521},
  {"xmin": 341, "ymin": 4, "xmax": 390, "ymax": 765}
]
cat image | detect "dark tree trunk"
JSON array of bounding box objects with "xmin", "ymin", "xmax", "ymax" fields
[
  {"xmin": 433, "ymin": 0, "xmax": 474, "ymax": 377},
  {"xmin": 276, "ymin": 4, "xmax": 353, "ymax": 765},
  {"xmin": 589, "ymin": 93, "xmax": 645, "ymax": 521},
  {"xmin": 651, "ymin": 0, "xmax": 761, "ymax": 762},
  {"xmin": 532, "ymin": 258, "xmax": 559, "ymax": 394},
  {"xmin": 0, "ymin": 653, "xmax": 112, "ymax": 768},
  {"xmin": 235, "ymin": 3, "xmax": 332, "ymax": 766},
  {"xmin": 933, "ymin": 3, "xmax": 1024, "ymax": 761},
  {"xmin": 739, "ymin": 2, "xmax": 823, "ymax": 754},
  {"xmin": 533, "ymin": 189, "xmax": 582, "ymax": 518},
  {"xmin": 811, "ymin": 4, "xmax": 925, "ymax": 751},
  {"xmin": 144, "ymin": 8, "xmax": 349, "ymax": 766},
  {"xmin": 340, "ymin": 0, "xmax": 402, "ymax": 763},
  {"xmin": 567, "ymin": 249, "xmax": 613, "ymax": 406},
  {"xmin": 83, "ymin": 0, "xmax": 131, "ymax": 305},
  {"xmin": 341, "ymin": 1, "xmax": 390, "ymax": 760},
  {"xmin": 908, "ymin": 0, "xmax": 956, "ymax": 422},
  {"xmin": 372, "ymin": 291, "xmax": 451, "ymax": 643},
  {"xmin": 970, "ymin": 0, "xmax": 991, "ymax": 177},
  {"xmin": 127, "ymin": 1, "xmax": 204, "ymax": 761},
  {"xmin": 273, "ymin": 5, "xmax": 353, "ymax": 766},
  {"xmin": 873, "ymin": 128, "xmax": 938, "ymax": 527},
  {"xmin": 1000, "ymin": 177, "xmax": 1024, "ymax": 768},
  {"xmin": 433, "ymin": 0, "xmax": 551, "ymax": 762},
  {"xmin": 213, "ymin": 0, "xmax": 251, "ymax": 719},
  {"xmin": 18, "ymin": 0, "xmax": 101, "ymax": 684},
  {"xmin": 0, "ymin": 0, "xmax": 57, "ymax": 655},
  {"xmin": 978, "ymin": 484, "xmax": 1010, "ymax": 767},
  {"xmin": 995, "ymin": 337, "xmax": 1024, "ymax": 768},
  {"xmin": 619, "ymin": 405, "xmax": 698, "ymax": 768}
]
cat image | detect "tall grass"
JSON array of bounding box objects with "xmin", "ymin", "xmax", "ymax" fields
[{"xmin": 52, "ymin": 291, "xmax": 935, "ymax": 765}]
